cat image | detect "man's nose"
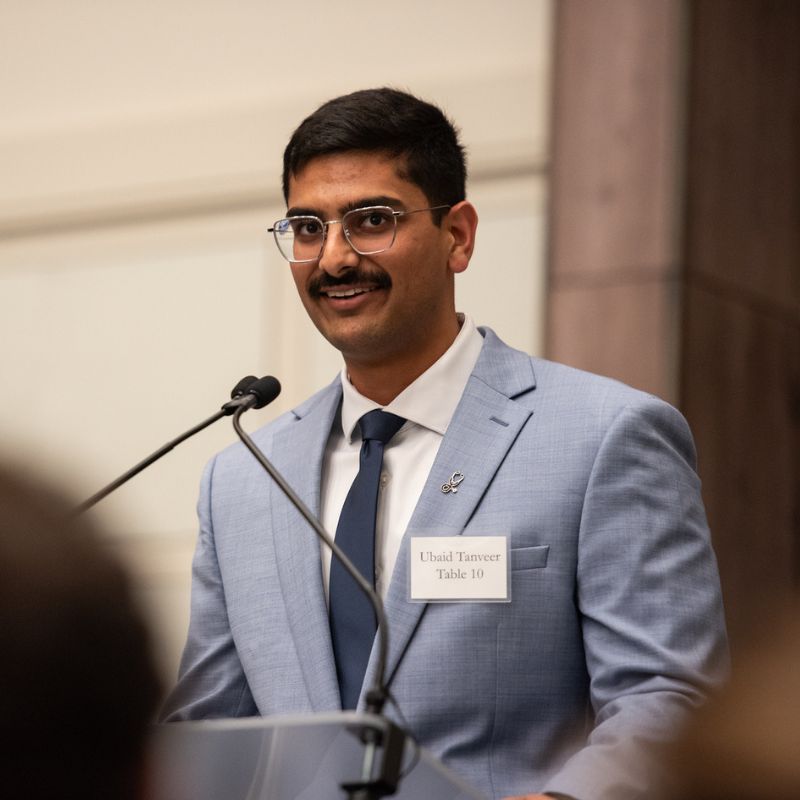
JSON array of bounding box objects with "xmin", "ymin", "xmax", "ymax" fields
[{"xmin": 317, "ymin": 222, "xmax": 359, "ymax": 275}]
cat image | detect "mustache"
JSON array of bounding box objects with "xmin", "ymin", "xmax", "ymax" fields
[{"xmin": 308, "ymin": 268, "xmax": 392, "ymax": 297}]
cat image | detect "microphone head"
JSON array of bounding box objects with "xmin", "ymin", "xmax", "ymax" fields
[
  {"xmin": 230, "ymin": 375, "xmax": 258, "ymax": 399},
  {"xmin": 247, "ymin": 376, "xmax": 281, "ymax": 409}
]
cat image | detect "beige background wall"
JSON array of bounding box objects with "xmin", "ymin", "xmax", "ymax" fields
[{"xmin": 0, "ymin": 1, "xmax": 554, "ymax": 679}]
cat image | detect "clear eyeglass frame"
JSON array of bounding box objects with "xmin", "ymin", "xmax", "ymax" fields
[{"xmin": 268, "ymin": 204, "xmax": 451, "ymax": 263}]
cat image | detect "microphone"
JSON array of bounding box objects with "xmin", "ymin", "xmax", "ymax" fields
[
  {"xmin": 229, "ymin": 375, "xmax": 259, "ymax": 401},
  {"xmin": 74, "ymin": 375, "xmax": 280, "ymax": 515},
  {"xmin": 230, "ymin": 388, "xmax": 409, "ymax": 800},
  {"xmin": 221, "ymin": 375, "xmax": 281, "ymax": 414}
]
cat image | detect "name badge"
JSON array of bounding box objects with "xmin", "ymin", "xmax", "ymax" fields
[{"xmin": 409, "ymin": 536, "xmax": 510, "ymax": 602}]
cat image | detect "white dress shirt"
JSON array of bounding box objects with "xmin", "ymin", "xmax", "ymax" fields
[{"xmin": 319, "ymin": 314, "xmax": 484, "ymax": 600}]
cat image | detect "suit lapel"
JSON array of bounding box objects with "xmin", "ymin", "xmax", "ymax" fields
[
  {"xmin": 361, "ymin": 331, "xmax": 537, "ymax": 701},
  {"xmin": 270, "ymin": 381, "xmax": 343, "ymax": 711}
]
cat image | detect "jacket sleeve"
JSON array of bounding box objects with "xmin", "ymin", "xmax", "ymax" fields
[
  {"xmin": 542, "ymin": 397, "xmax": 729, "ymax": 799},
  {"xmin": 159, "ymin": 455, "xmax": 258, "ymax": 722}
]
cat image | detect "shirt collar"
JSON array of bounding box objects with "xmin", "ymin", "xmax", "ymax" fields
[{"xmin": 339, "ymin": 314, "xmax": 484, "ymax": 443}]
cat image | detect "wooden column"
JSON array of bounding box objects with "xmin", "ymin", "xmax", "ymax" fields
[
  {"xmin": 546, "ymin": 0, "xmax": 685, "ymax": 404},
  {"xmin": 547, "ymin": 0, "xmax": 800, "ymax": 654},
  {"xmin": 681, "ymin": 0, "xmax": 800, "ymax": 646}
]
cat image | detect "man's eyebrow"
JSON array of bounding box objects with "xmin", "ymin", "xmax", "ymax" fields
[
  {"xmin": 284, "ymin": 196, "xmax": 406, "ymax": 220},
  {"xmin": 339, "ymin": 196, "xmax": 405, "ymax": 215},
  {"xmin": 285, "ymin": 206, "xmax": 321, "ymax": 218}
]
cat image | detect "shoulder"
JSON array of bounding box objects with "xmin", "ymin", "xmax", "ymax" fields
[
  {"xmin": 476, "ymin": 326, "xmax": 695, "ymax": 455},
  {"xmin": 478, "ymin": 326, "xmax": 676, "ymax": 414}
]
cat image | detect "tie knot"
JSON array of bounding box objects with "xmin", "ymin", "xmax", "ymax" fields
[{"xmin": 358, "ymin": 409, "xmax": 406, "ymax": 445}]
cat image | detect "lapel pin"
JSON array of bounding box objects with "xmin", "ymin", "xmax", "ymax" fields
[{"xmin": 440, "ymin": 471, "xmax": 465, "ymax": 494}]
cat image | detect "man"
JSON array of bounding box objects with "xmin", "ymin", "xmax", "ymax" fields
[
  {"xmin": 162, "ymin": 88, "xmax": 728, "ymax": 799},
  {"xmin": 0, "ymin": 462, "xmax": 161, "ymax": 800}
]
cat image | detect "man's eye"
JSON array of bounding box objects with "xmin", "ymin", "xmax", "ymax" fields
[
  {"xmin": 354, "ymin": 210, "xmax": 392, "ymax": 230},
  {"xmin": 294, "ymin": 219, "xmax": 322, "ymax": 237}
]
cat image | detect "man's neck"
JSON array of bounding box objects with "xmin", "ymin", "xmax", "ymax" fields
[{"xmin": 344, "ymin": 319, "xmax": 462, "ymax": 405}]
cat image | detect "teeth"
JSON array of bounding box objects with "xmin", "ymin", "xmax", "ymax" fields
[{"xmin": 326, "ymin": 287, "xmax": 375, "ymax": 298}]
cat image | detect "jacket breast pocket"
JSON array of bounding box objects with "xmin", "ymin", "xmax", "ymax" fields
[{"xmin": 511, "ymin": 544, "xmax": 550, "ymax": 571}]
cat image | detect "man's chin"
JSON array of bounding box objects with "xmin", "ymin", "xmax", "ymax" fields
[{"xmin": 319, "ymin": 321, "xmax": 394, "ymax": 365}]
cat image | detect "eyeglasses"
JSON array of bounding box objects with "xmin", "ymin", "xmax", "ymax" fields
[{"xmin": 268, "ymin": 204, "xmax": 450, "ymax": 263}]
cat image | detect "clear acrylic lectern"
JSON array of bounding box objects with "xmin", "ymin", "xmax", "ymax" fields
[{"xmin": 152, "ymin": 712, "xmax": 486, "ymax": 800}]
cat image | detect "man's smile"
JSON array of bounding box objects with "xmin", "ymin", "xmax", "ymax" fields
[
  {"xmin": 308, "ymin": 267, "xmax": 393, "ymax": 305},
  {"xmin": 321, "ymin": 285, "xmax": 379, "ymax": 299}
]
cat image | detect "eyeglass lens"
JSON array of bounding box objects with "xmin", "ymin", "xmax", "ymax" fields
[{"xmin": 273, "ymin": 207, "xmax": 397, "ymax": 262}]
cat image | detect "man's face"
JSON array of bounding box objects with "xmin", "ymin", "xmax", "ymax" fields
[{"xmin": 285, "ymin": 151, "xmax": 461, "ymax": 374}]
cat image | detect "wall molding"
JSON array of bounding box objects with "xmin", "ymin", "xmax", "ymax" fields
[{"xmin": 0, "ymin": 70, "xmax": 548, "ymax": 239}]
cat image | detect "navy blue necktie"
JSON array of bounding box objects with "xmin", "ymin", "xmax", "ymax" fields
[{"xmin": 329, "ymin": 409, "xmax": 406, "ymax": 710}]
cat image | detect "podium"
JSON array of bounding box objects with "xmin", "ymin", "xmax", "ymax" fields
[{"xmin": 152, "ymin": 712, "xmax": 486, "ymax": 800}]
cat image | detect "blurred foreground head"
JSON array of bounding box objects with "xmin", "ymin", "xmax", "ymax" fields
[
  {"xmin": 0, "ymin": 463, "xmax": 161, "ymax": 800},
  {"xmin": 667, "ymin": 602, "xmax": 800, "ymax": 799}
]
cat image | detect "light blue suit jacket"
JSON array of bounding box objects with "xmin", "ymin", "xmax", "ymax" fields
[{"xmin": 163, "ymin": 328, "xmax": 728, "ymax": 799}]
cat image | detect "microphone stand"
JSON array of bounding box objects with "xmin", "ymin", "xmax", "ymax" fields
[
  {"xmin": 73, "ymin": 376, "xmax": 265, "ymax": 516},
  {"xmin": 74, "ymin": 408, "xmax": 229, "ymax": 515},
  {"xmin": 231, "ymin": 406, "xmax": 408, "ymax": 800}
]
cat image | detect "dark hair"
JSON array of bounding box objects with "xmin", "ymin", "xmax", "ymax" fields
[
  {"xmin": 282, "ymin": 87, "xmax": 467, "ymax": 215},
  {"xmin": 0, "ymin": 464, "xmax": 161, "ymax": 800}
]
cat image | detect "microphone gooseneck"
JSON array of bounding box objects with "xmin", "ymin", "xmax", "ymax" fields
[
  {"xmin": 230, "ymin": 399, "xmax": 391, "ymax": 717},
  {"xmin": 231, "ymin": 396, "xmax": 408, "ymax": 800}
]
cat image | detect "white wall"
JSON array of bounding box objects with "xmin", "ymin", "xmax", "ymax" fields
[{"xmin": 0, "ymin": 0, "xmax": 554, "ymax": 681}]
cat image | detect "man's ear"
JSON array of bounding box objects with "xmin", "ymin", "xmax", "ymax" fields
[{"xmin": 445, "ymin": 201, "xmax": 479, "ymax": 274}]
